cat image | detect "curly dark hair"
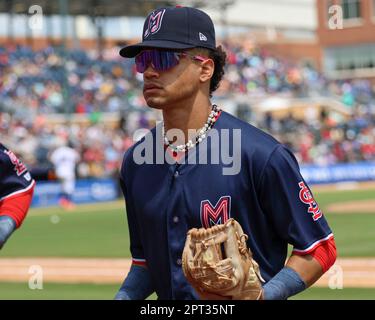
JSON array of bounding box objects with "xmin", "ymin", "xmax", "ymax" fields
[
  {"xmin": 193, "ymin": 45, "xmax": 227, "ymax": 97},
  {"xmin": 208, "ymin": 45, "xmax": 227, "ymax": 97}
]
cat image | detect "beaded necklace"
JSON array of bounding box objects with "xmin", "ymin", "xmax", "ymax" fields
[{"xmin": 162, "ymin": 104, "xmax": 221, "ymax": 153}]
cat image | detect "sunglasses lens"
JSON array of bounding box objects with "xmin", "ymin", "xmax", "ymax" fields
[
  {"xmin": 158, "ymin": 51, "xmax": 179, "ymax": 71},
  {"xmin": 135, "ymin": 50, "xmax": 180, "ymax": 73},
  {"xmin": 135, "ymin": 51, "xmax": 150, "ymax": 73}
]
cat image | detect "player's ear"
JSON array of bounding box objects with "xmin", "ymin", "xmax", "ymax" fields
[{"xmin": 199, "ymin": 58, "xmax": 214, "ymax": 84}]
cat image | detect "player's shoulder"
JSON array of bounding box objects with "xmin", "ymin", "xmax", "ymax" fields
[
  {"xmin": 218, "ymin": 111, "xmax": 281, "ymax": 157},
  {"xmin": 0, "ymin": 143, "xmax": 17, "ymax": 164},
  {"xmin": 0, "ymin": 142, "xmax": 9, "ymax": 154},
  {"xmin": 0, "ymin": 143, "xmax": 34, "ymax": 193},
  {"xmin": 50, "ymin": 146, "xmax": 62, "ymax": 157},
  {"xmin": 121, "ymin": 126, "xmax": 157, "ymax": 175},
  {"xmin": 0, "ymin": 143, "xmax": 8, "ymax": 166},
  {"xmin": 0, "ymin": 143, "xmax": 6, "ymax": 159}
]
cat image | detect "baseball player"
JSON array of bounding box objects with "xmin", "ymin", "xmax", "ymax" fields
[
  {"xmin": 115, "ymin": 6, "xmax": 336, "ymax": 300},
  {"xmin": 0, "ymin": 143, "xmax": 35, "ymax": 249},
  {"xmin": 50, "ymin": 140, "xmax": 80, "ymax": 210}
]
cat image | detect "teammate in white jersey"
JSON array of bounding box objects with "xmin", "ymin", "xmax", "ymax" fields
[{"xmin": 50, "ymin": 141, "xmax": 80, "ymax": 210}]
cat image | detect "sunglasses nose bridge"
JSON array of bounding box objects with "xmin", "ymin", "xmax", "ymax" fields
[
  {"xmin": 143, "ymin": 60, "xmax": 160, "ymax": 76},
  {"xmin": 144, "ymin": 62, "xmax": 158, "ymax": 74}
]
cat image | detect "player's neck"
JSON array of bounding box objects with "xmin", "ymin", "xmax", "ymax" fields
[{"xmin": 162, "ymin": 96, "xmax": 212, "ymax": 145}]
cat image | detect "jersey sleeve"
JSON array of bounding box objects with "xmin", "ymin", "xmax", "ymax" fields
[
  {"xmin": 120, "ymin": 157, "xmax": 146, "ymax": 266},
  {"xmin": 0, "ymin": 145, "xmax": 35, "ymax": 201},
  {"xmin": 257, "ymin": 145, "xmax": 333, "ymax": 254},
  {"xmin": 0, "ymin": 183, "xmax": 35, "ymax": 227},
  {"xmin": 0, "ymin": 144, "xmax": 35, "ymax": 227}
]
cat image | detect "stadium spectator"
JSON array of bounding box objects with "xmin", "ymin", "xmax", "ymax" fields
[{"xmin": 0, "ymin": 43, "xmax": 374, "ymax": 171}]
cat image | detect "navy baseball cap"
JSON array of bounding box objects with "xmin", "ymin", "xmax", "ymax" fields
[{"xmin": 119, "ymin": 6, "xmax": 216, "ymax": 58}]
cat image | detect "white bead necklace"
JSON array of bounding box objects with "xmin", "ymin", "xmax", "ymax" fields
[{"xmin": 162, "ymin": 104, "xmax": 221, "ymax": 153}]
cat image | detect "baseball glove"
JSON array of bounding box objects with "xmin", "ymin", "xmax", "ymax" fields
[{"xmin": 182, "ymin": 218, "xmax": 265, "ymax": 300}]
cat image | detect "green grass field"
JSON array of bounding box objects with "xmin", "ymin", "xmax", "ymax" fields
[
  {"xmin": 0, "ymin": 282, "xmax": 120, "ymax": 300},
  {"xmin": 1, "ymin": 187, "xmax": 374, "ymax": 258},
  {"xmin": 314, "ymin": 187, "xmax": 375, "ymax": 257},
  {"xmin": 0, "ymin": 201, "xmax": 130, "ymax": 257},
  {"xmin": 0, "ymin": 282, "xmax": 373, "ymax": 300},
  {"xmin": 291, "ymin": 287, "xmax": 375, "ymax": 300},
  {"xmin": 0, "ymin": 186, "xmax": 374, "ymax": 299}
]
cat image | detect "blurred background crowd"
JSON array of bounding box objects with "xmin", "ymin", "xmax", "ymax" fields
[{"xmin": 0, "ymin": 42, "xmax": 374, "ymax": 177}]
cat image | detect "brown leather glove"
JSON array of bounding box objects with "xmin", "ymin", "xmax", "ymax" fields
[{"xmin": 182, "ymin": 218, "xmax": 265, "ymax": 300}]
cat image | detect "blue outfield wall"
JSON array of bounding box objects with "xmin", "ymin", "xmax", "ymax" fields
[
  {"xmin": 300, "ymin": 162, "xmax": 375, "ymax": 185},
  {"xmin": 31, "ymin": 179, "xmax": 120, "ymax": 207},
  {"xmin": 31, "ymin": 162, "xmax": 375, "ymax": 207}
]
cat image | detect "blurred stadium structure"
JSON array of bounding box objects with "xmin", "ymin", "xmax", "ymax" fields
[{"xmin": 0, "ymin": 0, "xmax": 374, "ymax": 206}]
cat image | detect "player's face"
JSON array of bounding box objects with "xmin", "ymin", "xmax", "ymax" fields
[{"xmin": 140, "ymin": 49, "xmax": 208, "ymax": 109}]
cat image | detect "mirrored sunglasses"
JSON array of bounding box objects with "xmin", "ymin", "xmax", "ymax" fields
[{"xmin": 135, "ymin": 50, "xmax": 207, "ymax": 73}]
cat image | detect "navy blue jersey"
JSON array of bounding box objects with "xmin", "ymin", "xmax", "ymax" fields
[
  {"xmin": 0, "ymin": 143, "xmax": 34, "ymax": 201},
  {"xmin": 120, "ymin": 111, "xmax": 332, "ymax": 300}
]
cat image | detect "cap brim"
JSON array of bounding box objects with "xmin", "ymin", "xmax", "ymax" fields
[{"xmin": 119, "ymin": 40, "xmax": 195, "ymax": 58}]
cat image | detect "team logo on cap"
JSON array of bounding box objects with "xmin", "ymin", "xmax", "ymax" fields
[
  {"xmin": 144, "ymin": 9, "xmax": 166, "ymax": 38},
  {"xmin": 298, "ymin": 181, "xmax": 322, "ymax": 221},
  {"xmin": 200, "ymin": 196, "xmax": 231, "ymax": 228}
]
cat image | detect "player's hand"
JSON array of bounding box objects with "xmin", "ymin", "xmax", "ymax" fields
[{"xmin": 0, "ymin": 215, "xmax": 17, "ymax": 250}]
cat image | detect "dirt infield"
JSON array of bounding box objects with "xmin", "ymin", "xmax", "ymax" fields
[
  {"xmin": 311, "ymin": 180, "xmax": 375, "ymax": 215},
  {"xmin": 0, "ymin": 258, "xmax": 131, "ymax": 284},
  {"xmin": 0, "ymin": 257, "xmax": 374, "ymax": 288},
  {"xmin": 326, "ymin": 199, "xmax": 375, "ymax": 214}
]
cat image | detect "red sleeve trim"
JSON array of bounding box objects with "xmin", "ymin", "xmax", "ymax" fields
[
  {"xmin": 0, "ymin": 180, "xmax": 35, "ymax": 202},
  {"xmin": 0, "ymin": 181, "xmax": 35, "ymax": 228},
  {"xmin": 292, "ymin": 233, "xmax": 334, "ymax": 255},
  {"xmin": 310, "ymin": 237, "xmax": 337, "ymax": 273},
  {"xmin": 132, "ymin": 258, "xmax": 147, "ymax": 267},
  {"xmin": 294, "ymin": 237, "xmax": 337, "ymax": 273}
]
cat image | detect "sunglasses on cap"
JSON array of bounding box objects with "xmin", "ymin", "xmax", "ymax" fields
[{"xmin": 135, "ymin": 49, "xmax": 208, "ymax": 73}]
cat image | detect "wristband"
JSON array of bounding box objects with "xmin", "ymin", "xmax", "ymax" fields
[
  {"xmin": 263, "ymin": 266, "xmax": 306, "ymax": 300},
  {"xmin": 114, "ymin": 264, "xmax": 154, "ymax": 300}
]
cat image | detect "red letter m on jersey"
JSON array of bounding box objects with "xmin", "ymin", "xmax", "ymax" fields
[{"xmin": 200, "ymin": 196, "xmax": 231, "ymax": 229}]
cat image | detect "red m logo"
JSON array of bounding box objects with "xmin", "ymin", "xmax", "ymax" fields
[
  {"xmin": 144, "ymin": 9, "xmax": 166, "ymax": 38},
  {"xmin": 200, "ymin": 196, "xmax": 231, "ymax": 228}
]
